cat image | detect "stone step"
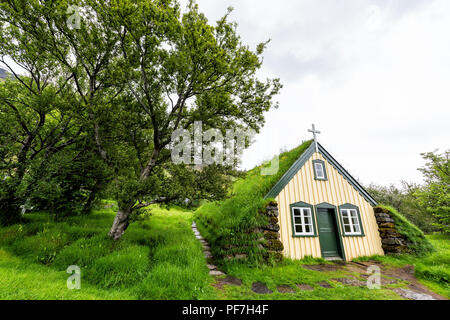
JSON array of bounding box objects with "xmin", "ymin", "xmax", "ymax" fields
[{"xmin": 209, "ymin": 270, "xmax": 225, "ymax": 276}]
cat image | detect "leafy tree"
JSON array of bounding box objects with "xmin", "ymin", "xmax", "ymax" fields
[
  {"xmin": 0, "ymin": 0, "xmax": 281, "ymax": 239},
  {"xmin": 104, "ymin": 1, "xmax": 281, "ymax": 239},
  {"xmin": 366, "ymin": 182, "xmax": 439, "ymax": 233},
  {"xmin": 415, "ymin": 150, "xmax": 450, "ymax": 234}
]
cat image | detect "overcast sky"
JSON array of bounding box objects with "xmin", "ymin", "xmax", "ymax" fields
[{"xmin": 181, "ymin": 0, "xmax": 450, "ymax": 187}]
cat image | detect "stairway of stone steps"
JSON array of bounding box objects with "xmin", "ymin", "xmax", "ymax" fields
[{"xmin": 191, "ymin": 221, "xmax": 224, "ymax": 276}]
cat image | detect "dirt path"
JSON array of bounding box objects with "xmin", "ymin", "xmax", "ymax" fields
[{"xmin": 308, "ymin": 260, "xmax": 447, "ymax": 300}]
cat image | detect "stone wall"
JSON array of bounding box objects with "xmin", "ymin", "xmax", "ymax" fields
[
  {"xmin": 256, "ymin": 201, "xmax": 284, "ymax": 261},
  {"xmin": 374, "ymin": 207, "xmax": 408, "ymax": 254},
  {"xmin": 221, "ymin": 201, "xmax": 284, "ymax": 262}
]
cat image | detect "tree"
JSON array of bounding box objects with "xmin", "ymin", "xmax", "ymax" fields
[
  {"xmin": 105, "ymin": 1, "xmax": 281, "ymax": 239},
  {"xmin": 415, "ymin": 150, "xmax": 450, "ymax": 234},
  {"xmin": 366, "ymin": 182, "xmax": 439, "ymax": 233},
  {"xmin": 0, "ymin": 0, "xmax": 281, "ymax": 238}
]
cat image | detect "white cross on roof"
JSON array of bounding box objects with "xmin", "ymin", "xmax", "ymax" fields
[{"xmin": 308, "ymin": 124, "xmax": 321, "ymax": 153}]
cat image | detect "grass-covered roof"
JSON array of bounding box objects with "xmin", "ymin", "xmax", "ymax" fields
[{"xmin": 195, "ymin": 140, "xmax": 313, "ymax": 262}]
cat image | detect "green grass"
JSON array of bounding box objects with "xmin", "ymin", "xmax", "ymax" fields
[
  {"xmin": 355, "ymin": 234, "xmax": 450, "ymax": 298},
  {"xmin": 195, "ymin": 140, "xmax": 313, "ymax": 264},
  {"xmin": 214, "ymin": 258, "xmax": 401, "ymax": 300},
  {"xmin": 376, "ymin": 205, "xmax": 434, "ymax": 255},
  {"xmin": 211, "ymin": 235, "xmax": 449, "ymax": 300},
  {"xmin": 1, "ymin": 203, "xmax": 447, "ymax": 300},
  {"xmin": 0, "ymin": 204, "xmax": 216, "ymax": 300}
]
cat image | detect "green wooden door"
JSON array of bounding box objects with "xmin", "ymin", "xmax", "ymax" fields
[{"xmin": 317, "ymin": 208, "xmax": 342, "ymax": 258}]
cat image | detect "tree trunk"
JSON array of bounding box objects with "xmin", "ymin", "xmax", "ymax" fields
[{"xmin": 108, "ymin": 207, "xmax": 133, "ymax": 240}]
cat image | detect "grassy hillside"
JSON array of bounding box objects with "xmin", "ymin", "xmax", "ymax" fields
[
  {"xmin": 0, "ymin": 203, "xmax": 216, "ymax": 299},
  {"xmin": 195, "ymin": 140, "xmax": 312, "ymax": 264}
]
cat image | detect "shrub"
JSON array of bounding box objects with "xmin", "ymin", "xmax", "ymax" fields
[
  {"xmin": 10, "ymin": 228, "xmax": 70, "ymax": 264},
  {"xmin": 52, "ymin": 235, "xmax": 116, "ymax": 270},
  {"xmin": 0, "ymin": 224, "xmax": 26, "ymax": 246}
]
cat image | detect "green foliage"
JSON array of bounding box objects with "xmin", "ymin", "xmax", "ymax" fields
[
  {"xmin": 366, "ymin": 183, "xmax": 439, "ymax": 233},
  {"xmin": 10, "ymin": 227, "xmax": 71, "ymax": 264},
  {"xmin": 195, "ymin": 140, "xmax": 312, "ymax": 264},
  {"xmin": 367, "ymin": 150, "xmax": 449, "ymax": 235},
  {"xmin": 0, "ymin": 0, "xmax": 282, "ymax": 237},
  {"xmin": 376, "ymin": 205, "xmax": 434, "ymax": 255},
  {"xmin": 415, "ymin": 150, "xmax": 450, "ymax": 234},
  {"xmin": 0, "ymin": 78, "xmax": 109, "ymax": 224}
]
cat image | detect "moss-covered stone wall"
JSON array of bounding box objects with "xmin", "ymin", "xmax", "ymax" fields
[{"xmin": 374, "ymin": 207, "xmax": 409, "ymax": 253}]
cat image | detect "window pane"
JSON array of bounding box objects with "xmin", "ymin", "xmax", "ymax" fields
[
  {"xmin": 295, "ymin": 225, "xmax": 303, "ymax": 233},
  {"xmin": 344, "ymin": 225, "xmax": 351, "ymax": 233},
  {"xmin": 354, "ymin": 225, "xmax": 361, "ymax": 233},
  {"xmin": 294, "ymin": 217, "xmax": 302, "ymax": 225},
  {"xmin": 315, "ymin": 163, "xmax": 324, "ymax": 178},
  {"xmin": 342, "ymin": 210, "xmax": 348, "ymax": 217},
  {"xmin": 343, "ymin": 217, "xmax": 349, "ymax": 225},
  {"xmin": 351, "ymin": 217, "xmax": 358, "ymax": 225},
  {"xmin": 305, "ymin": 225, "xmax": 311, "ymax": 233},
  {"xmin": 293, "ymin": 208, "xmax": 300, "ymax": 216},
  {"xmin": 304, "ymin": 216, "xmax": 310, "ymax": 224}
]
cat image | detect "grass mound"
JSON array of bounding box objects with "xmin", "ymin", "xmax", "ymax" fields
[
  {"xmin": 377, "ymin": 205, "xmax": 434, "ymax": 255},
  {"xmin": 195, "ymin": 140, "xmax": 312, "ymax": 265},
  {"xmin": 85, "ymin": 245, "xmax": 150, "ymax": 288}
]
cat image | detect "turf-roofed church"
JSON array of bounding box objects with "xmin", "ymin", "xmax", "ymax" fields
[{"xmin": 265, "ymin": 125, "xmax": 383, "ymax": 261}]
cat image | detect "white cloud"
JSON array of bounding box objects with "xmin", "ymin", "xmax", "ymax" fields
[{"xmin": 185, "ymin": 0, "xmax": 450, "ymax": 186}]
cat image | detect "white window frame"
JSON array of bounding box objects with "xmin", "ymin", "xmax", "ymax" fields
[
  {"xmin": 314, "ymin": 162, "xmax": 325, "ymax": 180},
  {"xmin": 291, "ymin": 207, "xmax": 314, "ymax": 236},
  {"xmin": 340, "ymin": 208, "xmax": 362, "ymax": 235}
]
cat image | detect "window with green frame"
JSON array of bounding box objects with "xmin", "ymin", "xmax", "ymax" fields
[
  {"xmin": 338, "ymin": 204, "xmax": 365, "ymax": 236},
  {"xmin": 290, "ymin": 201, "xmax": 317, "ymax": 237}
]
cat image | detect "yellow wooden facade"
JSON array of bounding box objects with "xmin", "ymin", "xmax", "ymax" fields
[{"xmin": 275, "ymin": 152, "xmax": 384, "ymax": 261}]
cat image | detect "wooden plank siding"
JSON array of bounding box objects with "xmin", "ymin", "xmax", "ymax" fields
[{"xmin": 275, "ymin": 152, "xmax": 384, "ymax": 261}]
